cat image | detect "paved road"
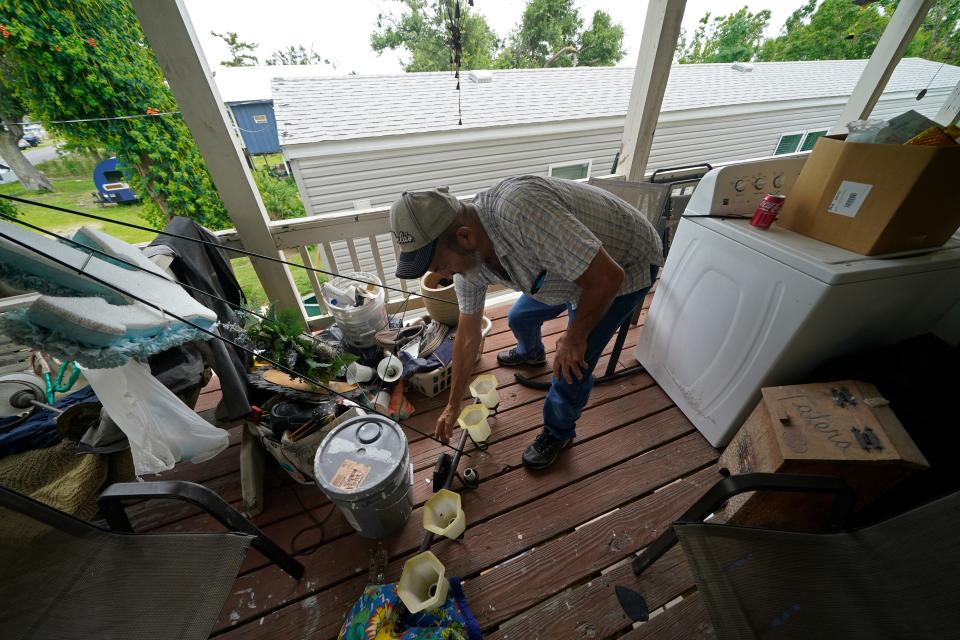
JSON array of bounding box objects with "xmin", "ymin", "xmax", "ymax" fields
[{"xmin": 0, "ymin": 143, "xmax": 62, "ymax": 169}]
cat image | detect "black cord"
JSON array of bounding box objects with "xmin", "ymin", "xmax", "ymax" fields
[
  {"xmin": 0, "ymin": 228, "xmax": 469, "ymax": 456},
  {"xmin": 289, "ymin": 488, "xmax": 338, "ymax": 556},
  {"xmin": 0, "ymin": 193, "xmax": 457, "ymax": 306}
]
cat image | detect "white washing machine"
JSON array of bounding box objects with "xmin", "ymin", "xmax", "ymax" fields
[{"xmin": 636, "ymin": 157, "xmax": 960, "ymax": 448}]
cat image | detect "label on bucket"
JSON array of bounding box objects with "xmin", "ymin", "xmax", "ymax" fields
[{"xmin": 330, "ymin": 459, "xmax": 371, "ymax": 492}]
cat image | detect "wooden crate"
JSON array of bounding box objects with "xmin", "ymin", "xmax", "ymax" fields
[{"xmin": 718, "ymin": 379, "xmax": 929, "ymax": 530}]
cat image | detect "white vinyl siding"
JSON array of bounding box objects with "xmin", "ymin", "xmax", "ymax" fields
[
  {"xmin": 290, "ymin": 87, "xmax": 953, "ymax": 218},
  {"xmin": 291, "ymin": 124, "xmax": 622, "ymax": 215}
]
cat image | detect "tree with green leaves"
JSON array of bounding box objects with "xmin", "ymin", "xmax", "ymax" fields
[
  {"xmin": 904, "ymin": 0, "xmax": 960, "ymax": 66},
  {"xmin": 371, "ymin": 0, "xmax": 499, "ymax": 72},
  {"xmin": 0, "ymin": 59, "xmax": 55, "ymax": 192},
  {"xmin": 212, "ymin": 30, "xmax": 259, "ymax": 67},
  {"xmin": 266, "ymin": 44, "xmax": 334, "ymax": 68},
  {"xmin": 0, "ymin": 1, "xmax": 230, "ymax": 228},
  {"xmin": 496, "ymin": 0, "xmax": 626, "ymax": 69},
  {"xmin": 757, "ymin": 0, "xmax": 892, "ymax": 62},
  {"xmin": 677, "ymin": 7, "xmax": 771, "ymax": 63}
]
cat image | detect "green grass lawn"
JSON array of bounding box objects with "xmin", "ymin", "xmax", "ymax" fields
[
  {"xmin": 0, "ymin": 179, "xmax": 154, "ymax": 243},
  {"xmin": 1, "ymin": 176, "xmax": 320, "ymax": 307}
]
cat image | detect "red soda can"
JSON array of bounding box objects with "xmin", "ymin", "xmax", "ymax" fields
[{"xmin": 750, "ymin": 194, "xmax": 786, "ymax": 229}]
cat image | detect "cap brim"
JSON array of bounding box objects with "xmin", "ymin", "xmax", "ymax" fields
[{"xmin": 395, "ymin": 240, "xmax": 437, "ymax": 280}]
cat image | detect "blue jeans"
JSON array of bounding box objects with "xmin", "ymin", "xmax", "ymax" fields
[{"xmin": 507, "ymin": 267, "xmax": 658, "ymax": 441}]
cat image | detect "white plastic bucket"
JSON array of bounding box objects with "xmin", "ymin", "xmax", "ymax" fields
[{"xmin": 324, "ymin": 272, "xmax": 387, "ymax": 348}]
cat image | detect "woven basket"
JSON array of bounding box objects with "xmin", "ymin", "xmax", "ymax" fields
[{"xmin": 409, "ymin": 316, "xmax": 492, "ymax": 397}]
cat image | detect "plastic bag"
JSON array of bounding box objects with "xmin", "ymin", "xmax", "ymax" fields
[
  {"xmin": 846, "ymin": 118, "xmax": 886, "ymax": 143},
  {"xmin": 81, "ymin": 360, "xmax": 229, "ymax": 475}
]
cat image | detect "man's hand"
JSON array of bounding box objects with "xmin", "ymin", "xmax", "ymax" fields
[
  {"xmin": 435, "ymin": 404, "xmax": 460, "ymax": 443},
  {"xmin": 554, "ymin": 333, "xmax": 588, "ymax": 384}
]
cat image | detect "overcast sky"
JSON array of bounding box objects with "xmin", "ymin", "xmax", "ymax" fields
[{"xmin": 182, "ymin": 0, "xmax": 808, "ymax": 75}]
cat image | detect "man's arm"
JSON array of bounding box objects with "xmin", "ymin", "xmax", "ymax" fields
[
  {"xmin": 435, "ymin": 310, "xmax": 485, "ymax": 441},
  {"xmin": 554, "ymin": 248, "xmax": 624, "ymax": 384}
]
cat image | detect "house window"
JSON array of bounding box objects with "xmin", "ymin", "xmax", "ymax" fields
[
  {"xmin": 773, "ymin": 133, "xmax": 804, "ymax": 155},
  {"xmin": 549, "ymin": 160, "xmax": 591, "ymax": 180},
  {"xmin": 253, "ymin": 114, "xmax": 268, "ymax": 124},
  {"xmin": 799, "ymin": 130, "xmax": 827, "ymax": 152}
]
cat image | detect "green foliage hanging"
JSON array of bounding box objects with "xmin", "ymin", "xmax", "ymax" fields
[
  {"xmin": 243, "ymin": 304, "xmax": 356, "ymax": 384},
  {"xmin": 0, "ymin": 1, "xmax": 231, "ymax": 229}
]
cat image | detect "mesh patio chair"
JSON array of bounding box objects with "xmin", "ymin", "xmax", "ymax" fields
[
  {"xmin": 0, "ymin": 480, "xmax": 303, "ymax": 640},
  {"xmin": 622, "ymin": 472, "xmax": 960, "ymax": 639}
]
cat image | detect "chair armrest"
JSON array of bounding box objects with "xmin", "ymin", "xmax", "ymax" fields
[
  {"xmin": 98, "ymin": 480, "xmax": 304, "ymax": 580},
  {"xmin": 633, "ymin": 472, "xmax": 853, "ymax": 576}
]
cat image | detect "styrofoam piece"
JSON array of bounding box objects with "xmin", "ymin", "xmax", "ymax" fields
[
  {"xmin": 457, "ymin": 404, "xmax": 491, "ymax": 443},
  {"xmin": 469, "ymin": 374, "xmax": 500, "ymax": 409},
  {"xmin": 397, "ymin": 551, "xmax": 448, "ymax": 613},
  {"xmin": 0, "ymin": 220, "xmax": 217, "ymax": 346},
  {"xmin": 423, "ymin": 489, "xmax": 466, "ymax": 540}
]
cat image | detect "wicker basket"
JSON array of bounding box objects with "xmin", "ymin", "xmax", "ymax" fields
[{"xmin": 409, "ymin": 316, "xmax": 492, "ymax": 397}]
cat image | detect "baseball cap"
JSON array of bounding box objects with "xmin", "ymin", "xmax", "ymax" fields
[{"xmin": 390, "ymin": 187, "xmax": 461, "ymax": 279}]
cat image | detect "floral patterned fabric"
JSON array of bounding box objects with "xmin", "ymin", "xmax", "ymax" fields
[{"xmin": 338, "ymin": 578, "xmax": 482, "ymax": 640}]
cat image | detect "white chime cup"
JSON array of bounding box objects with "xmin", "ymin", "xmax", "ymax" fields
[
  {"xmin": 345, "ymin": 362, "xmax": 374, "ymax": 385},
  {"xmin": 377, "ymin": 355, "xmax": 403, "ymax": 383},
  {"xmin": 423, "ymin": 489, "xmax": 466, "ymax": 540},
  {"xmin": 469, "ymin": 374, "xmax": 500, "ymax": 409},
  {"xmin": 457, "ymin": 404, "xmax": 491, "ymax": 443},
  {"xmin": 397, "ymin": 551, "xmax": 448, "ymax": 613}
]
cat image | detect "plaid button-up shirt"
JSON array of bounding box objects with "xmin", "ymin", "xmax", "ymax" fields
[{"xmin": 454, "ymin": 176, "xmax": 663, "ymax": 315}]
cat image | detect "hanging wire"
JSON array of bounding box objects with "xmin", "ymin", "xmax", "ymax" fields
[
  {"xmin": 0, "ymin": 193, "xmax": 457, "ymax": 306},
  {"xmin": 445, "ymin": 0, "xmax": 465, "ymax": 125},
  {"xmin": 916, "ymin": 62, "xmax": 946, "ymax": 101},
  {"xmin": 0, "ymin": 227, "xmax": 468, "ymax": 456},
  {"xmin": 3, "ymin": 111, "xmax": 181, "ymax": 127}
]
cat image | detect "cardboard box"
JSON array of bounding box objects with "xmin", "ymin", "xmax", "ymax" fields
[
  {"xmin": 718, "ymin": 380, "xmax": 928, "ymax": 530},
  {"xmin": 778, "ymin": 136, "xmax": 960, "ymax": 255}
]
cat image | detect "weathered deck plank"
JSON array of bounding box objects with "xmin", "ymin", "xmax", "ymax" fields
[{"xmin": 126, "ymin": 297, "xmax": 716, "ymax": 640}]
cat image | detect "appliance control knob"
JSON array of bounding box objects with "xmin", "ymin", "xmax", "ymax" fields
[
  {"xmin": 773, "ymin": 173, "xmax": 784, "ymax": 189},
  {"xmin": 734, "ymin": 179, "xmax": 746, "ymax": 192},
  {"xmin": 753, "ymin": 177, "xmax": 765, "ymax": 190}
]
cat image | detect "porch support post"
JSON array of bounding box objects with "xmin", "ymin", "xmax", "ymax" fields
[
  {"xmin": 619, "ymin": 0, "xmax": 686, "ymax": 182},
  {"xmin": 934, "ymin": 80, "xmax": 960, "ymax": 126},
  {"xmin": 130, "ymin": 0, "xmax": 307, "ymax": 321},
  {"xmin": 829, "ymin": 0, "xmax": 934, "ymax": 134}
]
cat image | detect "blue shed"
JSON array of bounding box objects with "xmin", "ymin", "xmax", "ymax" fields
[
  {"xmin": 227, "ymin": 100, "xmax": 281, "ymax": 155},
  {"xmin": 92, "ymin": 157, "xmax": 137, "ymax": 204}
]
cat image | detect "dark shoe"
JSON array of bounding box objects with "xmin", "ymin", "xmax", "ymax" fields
[
  {"xmin": 522, "ymin": 428, "xmax": 572, "ymax": 470},
  {"xmin": 497, "ymin": 347, "xmax": 547, "ymax": 368}
]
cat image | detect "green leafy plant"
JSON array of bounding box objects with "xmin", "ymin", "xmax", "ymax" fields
[
  {"xmin": 253, "ymin": 170, "xmax": 306, "ymax": 220},
  {"xmin": 243, "ymin": 304, "xmax": 356, "ymax": 385},
  {"xmin": 0, "ymin": 195, "xmax": 19, "ymax": 219}
]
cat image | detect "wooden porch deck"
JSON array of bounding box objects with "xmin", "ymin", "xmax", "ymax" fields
[{"xmin": 133, "ymin": 296, "xmax": 721, "ymax": 640}]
